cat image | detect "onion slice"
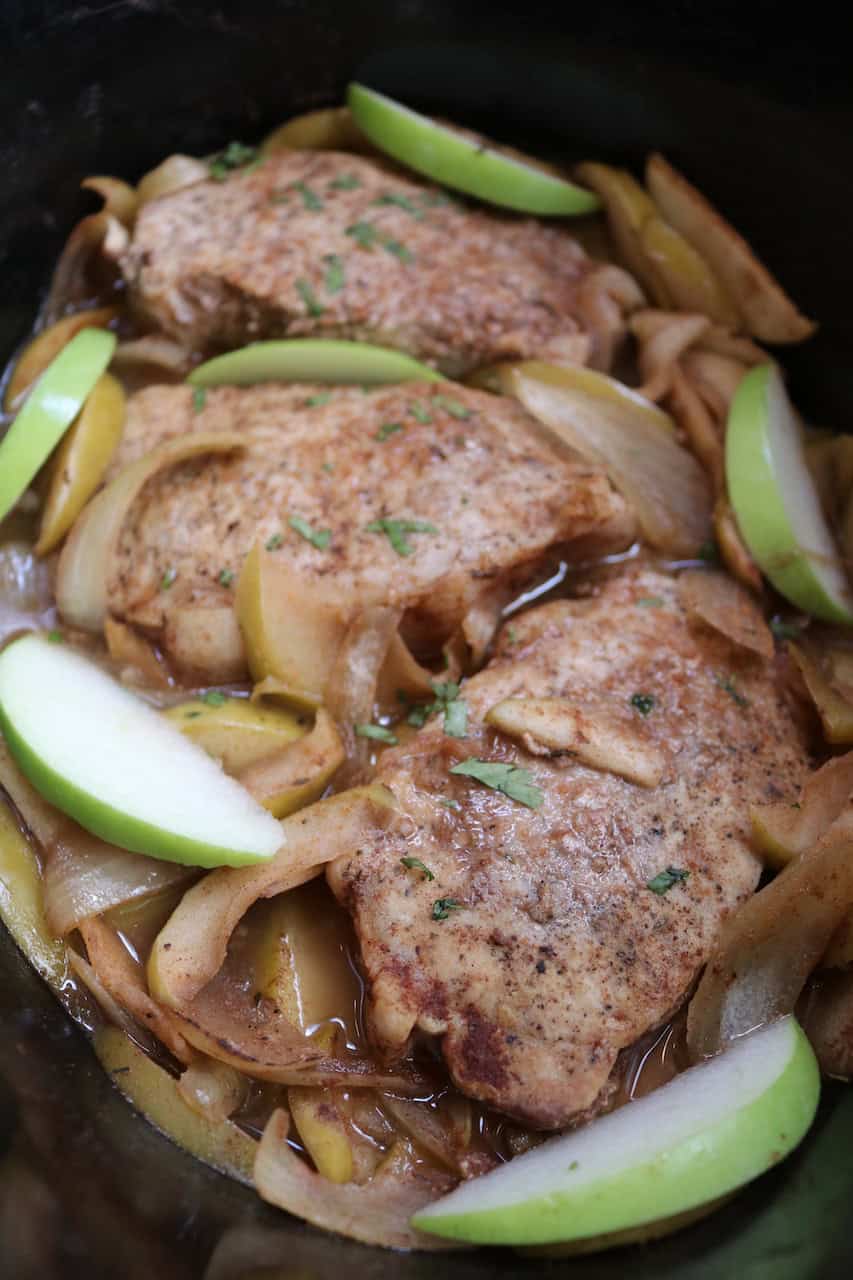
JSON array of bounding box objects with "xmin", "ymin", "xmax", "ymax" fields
[
  {"xmin": 254, "ymin": 1109, "xmax": 457, "ymax": 1250},
  {"xmin": 751, "ymin": 753, "xmax": 853, "ymax": 869},
  {"xmin": 56, "ymin": 431, "xmax": 244, "ymax": 631},
  {"xmin": 678, "ymin": 569, "xmax": 773, "ymax": 659}
]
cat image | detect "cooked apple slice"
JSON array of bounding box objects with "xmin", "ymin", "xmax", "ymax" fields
[
  {"xmin": 0, "ymin": 634, "xmax": 282, "ymax": 868},
  {"xmin": 347, "ymin": 83, "xmax": 599, "ymax": 216},
  {"xmin": 413, "ymin": 1016, "xmax": 818, "ymax": 1247},
  {"xmin": 0, "ymin": 327, "xmax": 116, "ymax": 524},
  {"xmin": 726, "ymin": 365, "xmax": 853, "ymax": 623},
  {"xmin": 189, "ymin": 338, "xmax": 442, "ymax": 389}
]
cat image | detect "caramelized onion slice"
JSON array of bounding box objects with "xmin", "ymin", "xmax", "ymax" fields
[
  {"xmin": 687, "ymin": 809, "xmax": 853, "ymax": 1062},
  {"xmin": 81, "ymin": 175, "xmax": 138, "ymax": 226},
  {"xmin": 56, "ymin": 431, "xmax": 244, "ymax": 632},
  {"xmin": 136, "ymin": 154, "xmax": 209, "ymax": 206},
  {"xmin": 148, "ymin": 784, "xmax": 397, "ymax": 1009},
  {"xmin": 504, "ymin": 361, "xmax": 711, "ymax": 555},
  {"xmin": 237, "ymin": 708, "xmax": 345, "ymax": 818},
  {"xmin": 801, "ymin": 970, "xmax": 853, "ymax": 1079},
  {"xmin": 254, "ymin": 1110, "xmax": 458, "ymax": 1250},
  {"xmin": 678, "ymin": 569, "xmax": 773, "ymax": 659},
  {"xmin": 751, "ymin": 753, "xmax": 853, "ymax": 868},
  {"xmin": 176, "ymin": 1057, "xmax": 249, "ymax": 1122},
  {"xmin": 789, "ymin": 641, "xmax": 853, "ymax": 745}
]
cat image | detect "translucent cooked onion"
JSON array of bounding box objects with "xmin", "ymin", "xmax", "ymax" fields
[
  {"xmin": 678, "ymin": 569, "xmax": 773, "ymax": 658},
  {"xmin": 254, "ymin": 1109, "xmax": 457, "ymax": 1250},
  {"xmin": 0, "ymin": 542, "xmax": 52, "ymax": 641},
  {"xmin": 56, "ymin": 431, "xmax": 244, "ymax": 631},
  {"xmin": 136, "ymin": 154, "xmax": 209, "ymax": 206},
  {"xmin": 687, "ymin": 808, "xmax": 853, "ymax": 1062},
  {"xmin": 801, "ymin": 970, "xmax": 853, "ymax": 1078},
  {"xmin": 751, "ymin": 753, "xmax": 853, "ymax": 869},
  {"xmin": 505, "ymin": 361, "xmax": 712, "ymax": 555},
  {"xmin": 81, "ymin": 175, "xmax": 138, "ymax": 226},
  {"xmin": 177, "ymin": 1057, "xmax": 249, "ymax": 1122},
  {"xmin": 325, "ymin": 607, "xmax": 400, "ymax": 768}
]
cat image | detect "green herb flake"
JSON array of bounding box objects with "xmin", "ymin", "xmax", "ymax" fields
[
  {"xmin": 218, "ymin": 568, "xmax": 235, "ymax": 588},
  {"xmin": 432, "ymin": 897, "xmax": 463, "ymax": 921},
  {"xmin": 209, "ymin": 141, "xmax": 260, "ymax": 181},
  {"xmin": 569, "ymin": 1161, "xmax": 580, "ymax": 1171},
  {"xmin": 328, "ymin": 173, "xmax": 361, "ymax": 191},
  {"xmin": 192, "ymin": 386, "xmax": 207, "ymax": 413},
  {"xmin": 439, "ymin": 798, "xmax": 461, "ymax": 811},
  {"xmin": 46, "ymin": 629, "xmax": 63, "ymax": 644},
  {"xmin": 401, "ymin": 856, "xmax": 435, "ymax": 881},
  {"xmin": 450, "ymin": 758, "xmax": 544, "ymax": 809},
  {"xmin": 506, "ymin": 626, "xmax": 518, "ymax": 645},
  {"xmin": 433, "ymin": 395, "xmax": 470, "ymax": 420},
  {"xmin": 346, "ymin": 221, "xmax": 378, "ymax": 249},
  {"xmin": 323, "ymin": 254, "xmax": 345, "ymax": 294},
  {"xmin": 375, "ymin": 421, "xmax": 404, "ymax": 441},
  {"xmin": 374, "ymin": 192, "xmax": 424, "ymax": 218},
  {"xmin": 698, "ymin": 540, "xmax": 720, "ymax": 564},
  {"xmin": 630, "ymin": 692, "xmax": 655, "ymax": 717},
  {"xmin": 715, "ymin": 672, "xmax": 749, "ymax": 708},
  {"xmin": 378, "ymin": 234, "xmax": 413, "ymax": 263},
  {"xmin": 201, "ymin": 691, "xmax": 227, "ymax": 707},
  {"xmin": 293, "ymin": 181, "xmax": 323, "ymax": 211},
  {"xmin": 289, "ymin": 515, "xmax": 332, "ymax": 550},
  {"xmin": 296, "ymin": 279, "xmax": 324, "ymax": 317},
  {"xmin": 443, "ymin": 699, "xmax": 468, "ymax": 738},
  {"xmin": 647, "ymin": 866, "xmax": 691, "ymax": 896},
  {"xmin": 407, "ymin": 704, "xmax": 432, "ymax": 728},
  {"xmin": 304, "ymin": 392, "xmax": 332, "ymax": 408},
  {"xmin": 365, "ymin": 517, "xmax": 438, "ymax": 557},
  {"xmin": 184, "ymin": 710, "xmax": 202, "ymax": 719},
  {"xmin": 265, "ymin": 533, "xmax": 284, "ymax": 551},
  {"xmin": 160, "ymin": 568, "xmax": 177, "ymax": 591},
  {"xmin": 637, "ymin": 596, "xmax": 664, "ymax": 608},
  {"xmin": 410, "ymin": 401, "xmax": 432, "ymax": 425},
  {"xmin": 355, "ymin": 723, "xmax": 398, "ymax": 744},
  {"xmin": 770, "ymin": 618, "xmax": 802, "ymax": 641},
  {"xmin": 321, "ymin": 462, "xmax": 334, "ymax": 474}
]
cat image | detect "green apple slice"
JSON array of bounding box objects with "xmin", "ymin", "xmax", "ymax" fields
[
  {"xmin": 726, "ymin": 364, "xmax": 853, "ymax": 624},
  {"xmin": 188, "ymin": 339, "xmax": 443, "ymax": 389},
  {"xmin": 347, "ymin": 83, "xmax": 600, "ymax": 216},
  {"xmin": 412, "ymin": 1016, "xmax": 819, "ymax": 1247},
  {"xmin": 0, "ymin": 634, "xmax": 282, "ymax": 868},
  {"xmin": 0, "ymin": 327, "xmax": 116, "ymax": 524}
]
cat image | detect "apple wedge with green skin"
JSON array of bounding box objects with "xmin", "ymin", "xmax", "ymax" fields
[
  {"xmin": 412, "ymin": 1016, "xmax": 819, "ymax": 1247},
  {"xmin": 726, "ymin": 364, "xmax": 853, "ymax": 624},
  {"xmin": 0, "ymin": 634, "xmax": 282, "ymax": 868},
  {"xmin": 0, "ymin": 327, "xmax": 116, "ymax": 524},
  {"xmin": 188, "ymin": 339, "xmax": 443, "ymax": 389},
  {"xmin": 347, "ymin": 83, "xmax": 600, "ymax": 217}
]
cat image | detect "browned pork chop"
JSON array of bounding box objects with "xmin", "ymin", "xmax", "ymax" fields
[
  {"xmin": 103, "ymin": 382, "xmax": 633, "ymax": 676},
  {"xmin": 117, "ymin": 150, "xmax": 639, "ymax": 374},
  {"xmin": 327, "ymin": 565, "xmax": 811, "ymax": 1129}
]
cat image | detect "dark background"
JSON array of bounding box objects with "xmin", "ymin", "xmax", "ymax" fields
[{"xmin": 0, "ymin": 2, "xmax": 852, "ymax": 1276}]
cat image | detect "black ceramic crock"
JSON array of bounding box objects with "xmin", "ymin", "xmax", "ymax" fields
[{"xmin": 0, "ymin": 3, "xmax": 851, "ymax": 1276}]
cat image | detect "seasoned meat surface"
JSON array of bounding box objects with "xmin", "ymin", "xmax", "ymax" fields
[
  {"xmin": 327, "ymin": 565, "xmax": 812, "ymax": 1129},
  {"xmin": 118, "ymin": 150, "xmax": 631, "ymax": 374},
  {"xmin": 103, "ymin": 382, "xmax": 633, "ymax": 673}
]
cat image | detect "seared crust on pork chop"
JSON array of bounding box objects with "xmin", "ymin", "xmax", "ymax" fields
[
  {"xmin": 327, "ymin": 565, "xmax": 811, "ymax": 1128},
  {"xmin": 102, "ymin": 382, "xmax": 633, "ymax": 675},
  {"xmin": 117, "ymin": 150, "xmax": 638, "ymax": 374}
]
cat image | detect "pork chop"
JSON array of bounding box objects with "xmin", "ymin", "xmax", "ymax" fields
[
  {"xmin": 117, "ymin": 149, "xmax": 639, "ymax": 374},
  {"xmin": 327, "ymin": 565, "xmax": 812, "ymax": 1129},
  {"xmin": 103, "ymin": 382, "xmax": 633, "ymax": 676}
]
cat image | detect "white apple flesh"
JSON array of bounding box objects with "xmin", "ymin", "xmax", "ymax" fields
[
  {"xmin": 726, "ymin": 364, "xmax": 853, "ymax": 624},
  {"xmin": 0, "ymin": 634, "xmax": 282, "ymax": 867},
  {"xmin": 412, "ymin": 1016, "xmax": 819, "ymax": 1247}
]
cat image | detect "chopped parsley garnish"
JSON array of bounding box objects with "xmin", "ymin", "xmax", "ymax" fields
[
  {"xmin": 637, "ymin": 596, "xmax": 664, "ymax": 608},
  {"xmin": 218, "ymin": 568, "xmax": 234, "ymax": 588},
  {"xmin": 450, "ymin": 758, "xmax": 544, "ymax": 809},
  {"xmin": 296, "ymin": 279, "xmax": 324, "ymax": 317},
  {"xmin": 365, "ymin": 517, "xmax": 438, "ymax": 557},
  {"xmin": 344, "ymin": 220, "xmax": 413, "ymax": 262},
  {"xmin": 304, "ymin": 392, "xmax": 332, "ymax": 407},
  {"xmin": 355, "ymin": 723, "xmax": 398, "ymax": 744},
  {"xmin": 439, "ymin": 798, "xmax": 461, "ymax": 811},
  {"xmin": 323, "ymin": 253, "xmax": 345, "ymax": 293},
  {"xmin": 184, "ymin": 710, "xmax": 202, "ymax": 719},
  {"xmin": 715, "ymin": 672, "xmax": 748, "ymax": 707},
  {"xmin": 407, "ymin": 680, "xmax": 467, "ymax": 737},
  {"xmin": 201, "ymin": 690, "xmax": 227, "ymax": 707},
  {"xmin": 698, "ymin": 540, "xmax": 720, "ymax": 564},
  {"xmin": 409, "ymin": 401, "xmax": 432, "ymax": 425},
  {"xmin": 208, "ymin": 141, "xmax": 260, "ymax": 181},
  {"xmin": 328, "ymin": 173, "xmax": 361, "ymax": 190},
  {"xmin": 630, "ymin": 692, "xmax": 655, "ymax": 717},
  {"xmin": 375, "ymin": 421, "xmax": 404, "ymax": 441},
  {"xmin": 647, "ymin": 866, "xmax": 691, "ymax": 896},
  {"xmin": 289, "ymin": 514, "xmax": 332, "ymax": 550},
  {"xmin": 265, "ymin": 533, "xmax": 284, "ymax": 551},
  {"xmin": 293, "ymin": 181, "xmax": 323, "ymax": 211},
  {"xmin": 321, "ymin": 462, "xmax": 334, "ymax": 474},
  {"xmin": 506, "ymin": 626, "xmax": 518, "ymax": 645},
  {"xmin": 770, "ymin": 618, "xmax": 802, "ymax": 641},
  {"xmin": 443, "ymin": 698, "xmax": 468, "ymax": 738},
  {"xmin": 46, "ymin": 629, "xmax": 63, "ymax": 644},
  {"xmin": 433, "ymin": 395, "xmax": 470, "ymax": 420},
  {"xmin": 374, "ymin": 192, "xmax": 424, "ymax": 218},
  {"xmin": 432, "ymin": 897, "xmax": 463, "ymax": 921},
  {"xmin": 346, "ymin": 220, "xmax": 378, "ymax": 248},
  {"xmin": 192, "ymin": 387, "xmax": 207, "ymax": 413},
  {"xmin": 401, "ymin": 856, "xmax": 435, "ymax": 881},
  {"xmin": 160, "ymin": 568, "xmax": 177, "ymax": 590}
]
